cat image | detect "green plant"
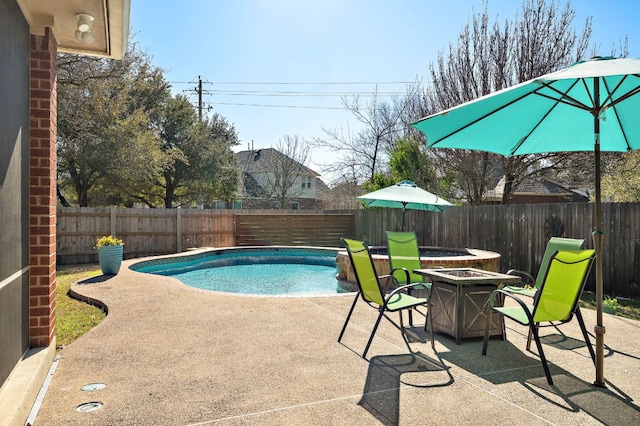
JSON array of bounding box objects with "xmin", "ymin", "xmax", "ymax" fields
[
  {"xmin": 603, "ymin": 296, "xmax": 619, "ymax": 311},
  {"xmin": 95, "ymin": 235, "xmax": 124, "ymax": 248},
  {"xmin": 56, "ymin": 265, "xmax": 105, "ymax": 350}
]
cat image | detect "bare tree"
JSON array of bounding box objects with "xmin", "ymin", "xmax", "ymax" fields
[
  {"xmin": 261, "ymin": 135, "xmax": 312, "ymax": 209},
  {"xmin": 412, "ymin": 0, "xmax": 593, "ymax": 204},
  {"xmin": 312, "ymin": 88, "xmax": 408, "ymax": 184},
  {"xmin": 321, "ymin": 178, "xmax": 362, "ymax": 210}
]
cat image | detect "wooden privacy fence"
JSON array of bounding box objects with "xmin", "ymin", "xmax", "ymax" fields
[
  {"xmin": 235, "ymin": 213, "xmax": 354, "ymax": 247},
  {"xmin": 356, "ymin": 202, "xmax": 640, "ymax": 300},
  {"xmin": 56, "ymin": 207, "xmax": 354, "ymax": 264},
  {"xmin": 57, "ymin": 203, "xmax": 640, "ymax": 298},
  {"xmin": 57, "ymin": 207, "xmax": 236, "ymax": 264}
]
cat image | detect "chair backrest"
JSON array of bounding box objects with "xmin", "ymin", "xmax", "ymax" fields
[
  {"xmin": 385, "ymin": 231, "xmax": 423, "ymax": 284},
  {"xmin": 533, "ymin": 237, "xmax": 585, "ymax": 290},
  {"xmin": 341, "ymin": 238, "xmax": 384, "ymax": 305},
  {"xmin": 533, "ymin": 249, "xmax": 596, "ymax": 323}
]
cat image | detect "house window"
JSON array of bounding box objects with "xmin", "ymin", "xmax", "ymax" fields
[
  {"xmin": 301, "ymin": 182, "xmax": 305, "ymax": 189},
  {"xmin": 232, "ymin": 201, "xmax": 242, "ymax": 210},
  {"xmin": 307, "ymin": 181, "xmax": 311, "ymax": 188},
  {"xmin": 291, "ymin": 202, "xmax": 299, "ymax": 210}
]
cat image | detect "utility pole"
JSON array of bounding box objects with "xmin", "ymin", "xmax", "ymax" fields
[
  {"xmin": 187, "ymin": 76, "xmax": 209, "ymax": 120},
  {"xmin": 197, "ymin": 75, "xmax": 203, "ymax": 121}
]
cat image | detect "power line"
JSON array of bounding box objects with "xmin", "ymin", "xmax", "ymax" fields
[
  {"xmin": 201, "ymin": 90, "xmax": 402, "ymax": 97},
  {"xmin": 169, "ymin": 80, "xmax": 414, "ymax": 85},
  {"xmin": 203, "ymin": 101, "xmax": 345, "ymax": 110},
  {"xmin": 180, "ymin": 77, "xmax": 414, "ymax": 113}
]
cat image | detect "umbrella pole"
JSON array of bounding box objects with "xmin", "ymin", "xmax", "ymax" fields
[{"xmin": 593, "ymin": 114, "xmax": 606, "ymax": 387}]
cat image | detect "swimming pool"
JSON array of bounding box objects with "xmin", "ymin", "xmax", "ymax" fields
[{"xmin": 130, "ymin": 247, "xmax": 343, "ymax": 296}]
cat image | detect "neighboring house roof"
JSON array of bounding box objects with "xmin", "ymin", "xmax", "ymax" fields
[
  {"xmin": 241, "ymin": 172, "xmax": 268, "ymax": 197},
  {"xmin": 517, "ymin": 178, "xmax": 577, "ymax": 196},
  {"xmin": 315, "ymin": 178, "xmax": 331, "ymax": 199},
  {"xmin": 236, "ymin": 148, "xmax": 321, "ymax": 202},
  {"xmin": 236, "ymin": 148, "xmax": 320, "ymax": 177},
  {"xmin": 319, "ymin": 180, "xmax": 364, "ymax": 210},
  {"xmin": 485, "ymin": 176, "xmax": 589, "ymax": 202}
]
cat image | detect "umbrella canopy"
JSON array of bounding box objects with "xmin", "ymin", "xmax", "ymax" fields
[
  {"xmin": 411, "ymin": 56, "xmax": 640, "ymax": 387},
  {"xmin": 357, "ymin": 180, "xmax": 453, "ymax": 230}
]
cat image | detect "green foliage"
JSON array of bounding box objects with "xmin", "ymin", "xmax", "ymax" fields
[
  {"xmin": 387, "ymin": 136, "xmax": 458, "ymax": 200},
  {"xmin": 57, "ymin": 39, "xmax": 239, "ymax": 208},
  {"xmin": 602, "ymin": 151, "xmax": 640, "ymax": 201},
  {"xmin": 57, "ymin": 45, "xmax": 168, "ymax": 207},
  {"xmin": 388, "ymin": 137, "xmax": 435, "ymax": 184},
  {"xmin": 603, "ymin": 296, "xmax": 619, "ymax": 310},
  {"xmin": 151, "ymin": 101, "xmax": 239, "ymax": 207},
  {"xmin": 362, "ymin": 173, "xmax": 395, "ymax": 193}
]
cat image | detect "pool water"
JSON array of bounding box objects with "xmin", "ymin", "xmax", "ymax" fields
[
  {"xmin": 173, "ymin": 263, "xmax": 338, "ymax": 295},
  {"xmin": 132, "ymin": 247, "xmax": 343, "ymax": 296}
]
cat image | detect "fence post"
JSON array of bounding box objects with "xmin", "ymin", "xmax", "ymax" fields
[
  {"xmin": 233, "ymin": 212, "xmax": 237, "ymax": 247},
  {"xmin": 176, "ymin": 207, "xmax": 182, "ymax": 252},
  {"xmin": 111, "ymin": 206, "xmax": 116, "ymax": 237}
]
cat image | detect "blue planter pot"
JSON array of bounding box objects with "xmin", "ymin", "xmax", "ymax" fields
[{"xmin": 98, "ymin": 246, "xmax": 123, "ymax": 275}]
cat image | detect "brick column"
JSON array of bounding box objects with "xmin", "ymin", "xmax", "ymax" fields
[{"xmin": 29, "ymin": 27, "xmax": 57, "ymax": 347}]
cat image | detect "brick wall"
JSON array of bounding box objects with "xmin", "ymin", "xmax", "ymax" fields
[{"xmin": 29, "ymin": 27, "xmax": 57, "ymax": 347}]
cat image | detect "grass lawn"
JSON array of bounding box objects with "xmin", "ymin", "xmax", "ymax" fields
[
  {"xmin": 55, "ymin": 264, "xmax": 105, "ymax": 350},
  {"xmin": 54, "ymin": 265, "xmax": 640, "ymax": 350}
]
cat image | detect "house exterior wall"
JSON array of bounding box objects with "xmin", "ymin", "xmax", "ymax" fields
[
  {"xmin": 249, "ymin": 171, "xmax": 317, "ymax": 199},
  {"xmin": 238, "ymin": 171, "xmax": 319, "ymax": 209},
  {"xmin": 29, "ymin": 26, "xmax": 57, "ymax": 348},
  {"xmin": 0, "ymin": 0, "xmax": 31, "ymax": 386}
]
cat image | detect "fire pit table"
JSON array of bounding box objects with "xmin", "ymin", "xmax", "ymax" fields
[{"xmin": 414, "ymin": 268, "xmax": 521, "ymax": 344}]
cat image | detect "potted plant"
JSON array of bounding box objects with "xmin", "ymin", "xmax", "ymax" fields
[
  {"xmin": 603, "ymin": 296, "xmax": 619, "ymax": 315},
  {"xmin": 95, "ymin": 235, "xmax": 124, "ymax": 275}
]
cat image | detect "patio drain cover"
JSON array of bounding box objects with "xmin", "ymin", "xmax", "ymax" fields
[
  {"xmin": 76, "ymin": 402, "xmax": 103, "ymax": 412},
  {"xmin": 81, "ymin": 383, "xmax": 106, "ymax": 392}
]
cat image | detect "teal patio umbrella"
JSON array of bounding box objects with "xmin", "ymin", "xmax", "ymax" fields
[
  {"xmin": 357, "ymin": 180, "xmax": 453, "ymax": 230},
  {"xmin": 411, "ymin": 56, "xmax": 640, "ymax": 387}
]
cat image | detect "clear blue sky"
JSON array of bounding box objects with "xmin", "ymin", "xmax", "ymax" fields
[{"xmin": 130, "ymin": 0, "xmax": 638, "ymax": 182}]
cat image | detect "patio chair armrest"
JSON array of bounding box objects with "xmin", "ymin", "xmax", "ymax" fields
[
  {"xmin": 387, "ymin": 282, "xmax": 429, "ymax": 299},
  {"xmin": 489, "ymin": 289, "xmax": 534, "ymax": 324},
  {"xmin": 505, "ymin": 269, "xmax": 535, "ymax": 286},
  {"xmin": 389, "ymin": 267, "xmax": 411, "ymax": 285},
  {"xmin": 379, "ymin": 274, "xmax": 398, "ymax": 294}
]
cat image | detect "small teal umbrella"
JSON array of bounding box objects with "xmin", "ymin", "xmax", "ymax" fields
[
  {"xmin": 411, "ymin": 56, "xmax": 640, "ymax": 386},
  {"xmin": 357, "ymin": 180, "xmax": 453, "ymax": 230}
]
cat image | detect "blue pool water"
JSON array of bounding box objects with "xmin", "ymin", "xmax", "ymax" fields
[{"xmin": 131, "ymin": 247, "xmax": 342, "ymax": 296}]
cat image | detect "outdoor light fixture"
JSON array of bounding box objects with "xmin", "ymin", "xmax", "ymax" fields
[{"xmin": 75, "ymin": 13, "xmax": 95, "ymax": 44}]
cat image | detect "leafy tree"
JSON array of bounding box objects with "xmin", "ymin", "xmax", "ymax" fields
[
  {"xmin": 361, "ymin": 173, "xmax": 395, "ymax": 194},
  {"xmin": 144, "ymin": 98, "xmax": 239, "ymax": 208},
  {"xmin": 602, "ymin": 152, "xmax": 640, "ymax": 201},
  {"xmin": 387, "ymin": 136, "xmax": 457, "ymax": 201},
  {"xmin": 57, "ymin": 42, "xmax": 239, "ymax": 208},
  {"xmin": 57, "ymin": 46, "xmax": 163, "ymax": 206}
]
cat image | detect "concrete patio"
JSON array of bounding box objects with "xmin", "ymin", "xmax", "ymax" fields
[{"xmin": 32, "ymin": 256, "xmax": 640, "ymax": 425}]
